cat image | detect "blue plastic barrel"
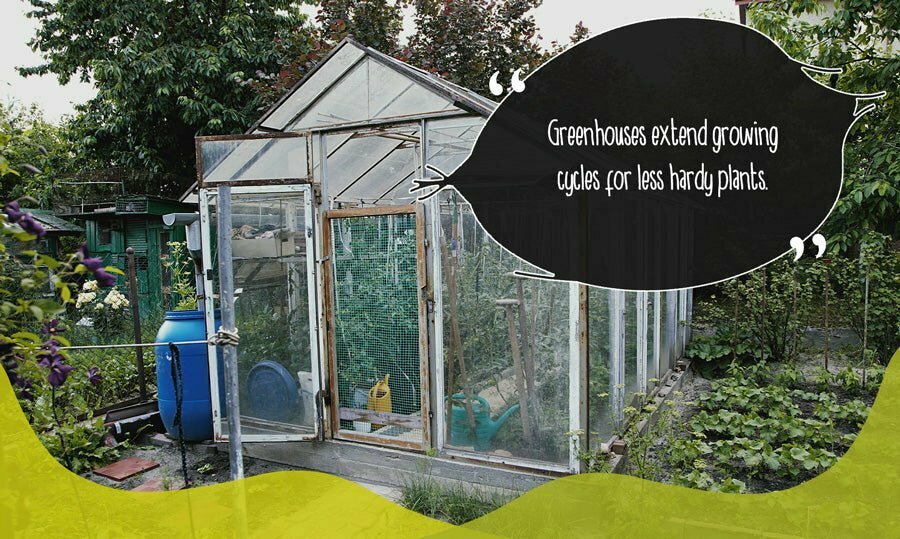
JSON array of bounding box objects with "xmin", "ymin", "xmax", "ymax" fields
[{"xmin": 155, "ymin": 310, "xmax": 220, "ymax": 441}]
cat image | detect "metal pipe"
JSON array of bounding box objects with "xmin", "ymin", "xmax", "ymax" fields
[
  {"xmin": 61, "ymin": 340, "xmax": 210, "ymax": 351},
  {"xmin": 217, "ymin": 185, "xmax": 244, "ymax": 480},
  {"xmin": 125, "ymin": 247, "xmax": 147, "ymax": 401}
]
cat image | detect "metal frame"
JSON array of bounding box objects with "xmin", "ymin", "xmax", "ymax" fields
[
  {"xmin": 653, "ymin": 291, "xmax": 662, "ymax": 384},
  {"xmin": 195, "ymin": 131, "xmax": 314, "ymax": 188},
  {"xmin": 610, "ymin": 290, "xmax": 627, "ymax": 426},
  {"xmin": 321, "ymin": 204, "xmax": 431, "ymax": 451},
  {"xmin": 665, "ymin": 290, "xmax": 678, "ymax": 372},
  {"xmin": 200, "ymin": 183, "xmax": 322, "ymax": 443},
  {"xmin": 636, "ymin": 291, "xmax": 648, "ymax": 394},
  {"xmin": 568, "ymin": 283, "xmax": 589, "ymax": 473}
]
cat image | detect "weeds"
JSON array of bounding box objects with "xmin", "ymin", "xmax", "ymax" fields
[{"xmin": 400, "ymin": 472, "xmax": 516, "ymax": 525}]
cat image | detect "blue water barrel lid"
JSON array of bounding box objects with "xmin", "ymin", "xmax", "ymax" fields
[{"xmin": 247, "ymin": 360, "xmax": 300, "ymax": 422}]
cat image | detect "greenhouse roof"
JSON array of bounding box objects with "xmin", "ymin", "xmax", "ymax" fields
[
  {"xmin": 250, "ymin": 37, "xmax": 496, "ymax": 133},
  {"xmin": 185, "ymin": 39, "xmax": 494, "ymax": 205}
]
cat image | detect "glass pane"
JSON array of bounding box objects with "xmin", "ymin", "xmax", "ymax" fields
[
  {"xmin": 330, "ymin": 213, "xmax": 423, "ymax": 443},
  {"xmin": 426, "ymin": 116, "xmax": 485, "ymax": 175},
  {"xmin": 588, "ymin": 287, "xmax": 614, "ymax": 445},
  {"xmin": 201, "ymin": 136, "xmax": 309, "ymax": 184},
  {"xmin": 293, "ymin": 57, "xmax": 456, "ymax": 130},
  {"xmin": 293, "ymin": 60, "xmax": 369, "ymax": 129},
  {"xmin": 268, "ymin": 43, "xmax": 366, "ymax": 129},
  {"xmin": 211, "ymin": 192, "xmax": 316, "ymax": 437},
  {"xmin": 438, "ymin": 191, "xmax": 570, "ymax": 465},
  {"xmin": 325, "ymin": 125, "xmax": 421, "ymax": 205},
  {"xmin": 367, "ymin": 59, "xmax": 455, "ymax": 118}
]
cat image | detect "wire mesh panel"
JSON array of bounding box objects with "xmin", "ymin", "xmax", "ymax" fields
[
  {"xmin": 327, "ymin": 209, "xmax": 426, "ymax": 447},
  {"xmin": 203, "ymin": 187, "xmax": 319, "ymax": 441},
  {"xmin": 436, "ymin": 191, "xmax": 570, "ymax": 466}
]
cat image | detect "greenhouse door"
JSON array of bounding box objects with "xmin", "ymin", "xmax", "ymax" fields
[
  {"xmin": 199, "ymin": 184, "xmax": 323, "ymax": 443},
  {"xmin": 323, "ymin": 205, "xmax": 430, "ymax": 450}
]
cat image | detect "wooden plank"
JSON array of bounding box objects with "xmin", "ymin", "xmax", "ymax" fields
[
  {"xmin": 338, "ymin": 407, "xmax": 423, "ymax": 429},
  {"xmin": 415, "ymin": 204, "xmax": 431, "ymax": 448},
  {"xmin": 325, "ymin": 204, "xmax": 415, "ymax": 219},
  {"xmin": 337, "ymin": 430, "xmax": 426, "ymax": 451},
  {"xmin": 321, "ymin": 215, "xmax": 341, "ymax": 439},
  {"xmin": 93, "ymin": 457, "xmax": 159, "ymax": 481}
]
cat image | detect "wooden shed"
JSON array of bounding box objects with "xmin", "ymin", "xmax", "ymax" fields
[{"xmin": 67, "ymin": 196, "xmax": 196, "ymax": 315}]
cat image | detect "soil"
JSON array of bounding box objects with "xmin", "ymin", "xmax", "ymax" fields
[{"xmin": 85, "ymin": 434, "xmax": 301, "ymax": 491}]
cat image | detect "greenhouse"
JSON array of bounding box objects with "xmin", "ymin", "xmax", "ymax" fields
[{"xmin": 190, "ymin": 38, "xmax": 692, "ymax": 487}]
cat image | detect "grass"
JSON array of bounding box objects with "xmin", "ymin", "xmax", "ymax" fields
[{"xmin": 400, "ymin": 474, "xmax": 516, "ymax": 525}]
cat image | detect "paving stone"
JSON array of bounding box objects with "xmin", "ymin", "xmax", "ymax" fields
[{"xmin": 93, "ymin": 457, "xmax": 160, "ymax": 481}]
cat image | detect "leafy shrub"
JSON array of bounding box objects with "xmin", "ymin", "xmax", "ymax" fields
[
  {"xmin": 663, "ymin": 364, "xmax": 875, "ymax": 492},
  {"xmin": 2, "ymin": 186, "xmax": 124, "ymax": 472}
]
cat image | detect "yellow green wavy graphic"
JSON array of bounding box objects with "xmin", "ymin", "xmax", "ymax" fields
[{"xmin": 2, "ymin": 349, "xmax": 898, "ymax": 538}]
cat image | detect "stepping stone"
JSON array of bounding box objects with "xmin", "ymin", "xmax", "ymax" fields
[
  {"xmin": 93, "ymin": 457, "xmax": 159, "ymax": 481},
  {"xmin": 131, "ymin": 478, "xmax": 185, "ymax": 492}
]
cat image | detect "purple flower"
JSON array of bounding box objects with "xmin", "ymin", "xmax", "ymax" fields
[
  {"xmin": 42, "ymin": 319, "xmax": 64, "ymax": 337},
  {"xmin": 93, "ymin": 268, "xmax": 117, "ymax": 287},
  {"xmin": 2, "ymin": 201, "xmax": 24, "ymax": 221},
  {"xmin": 17, "ymin": 214, "xmax": 46, "ymax": 239},
  {"xmin": 75, "ymin": 243, "xmax": 117, "ymax": 286},
  {"xmin": 2, "ymin": 201, "xmax": 45, "ymax": 238},
  {"xmin": 14, "ymin": 377, "xmax": 34, "ymax": 401},
  {"xmin": 45, "ymin": 357, "xmax": 73, "ymax": 387},
  {"xmin": 81, "ymin": 257, "xmax": 104, "ymax": 272},
  {"xmin": 39, "ymin": 344, "xmax": 72, "ymax": 387},
  {"xmin": 87, "ymin": 367, "xmax": 102, "ymax": 386}
]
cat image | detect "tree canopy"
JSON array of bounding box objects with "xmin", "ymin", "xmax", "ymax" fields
[
  {"xmin": 751, "ymin": 0, "xmax": 899, "ymax": 253},
  {"xmin": 21, "ymin": 0, "xmax": 316, "ymax": 198}
]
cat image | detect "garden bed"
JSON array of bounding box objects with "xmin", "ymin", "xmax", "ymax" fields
[{"xmin": 621, "ymin": 350, "xmax": 882, "ymax": 493}]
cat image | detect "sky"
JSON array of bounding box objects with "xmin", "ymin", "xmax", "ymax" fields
[{"xmin": 0, "ymin": 1, "xmax": 738, "ymax": 122}]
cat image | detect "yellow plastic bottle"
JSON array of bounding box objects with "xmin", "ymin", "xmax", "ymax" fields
[{"xmin": 367, "ymin": 374, "xmax": 392, "ymax": 429}]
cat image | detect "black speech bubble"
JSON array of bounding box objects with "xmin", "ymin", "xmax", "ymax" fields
[{"xmin": 414, "ymin": 18, "xmax": 877, "ymax": 291}]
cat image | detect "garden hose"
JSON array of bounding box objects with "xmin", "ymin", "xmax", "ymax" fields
[{"xmin": 168, "ymin": 342, "xmax": 190, "ymax": 488}]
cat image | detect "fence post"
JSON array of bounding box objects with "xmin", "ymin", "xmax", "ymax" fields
[
  {"xmin": 216, "ymin": 186, "xmax": 244, "ymax": 480},
  {"xmin": 125, "ymin": 247, "xmax": 147, "ymax": 402}
]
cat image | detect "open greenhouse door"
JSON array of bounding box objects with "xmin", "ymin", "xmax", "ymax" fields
[
  {"xmin": 323, "ymin": 205, "xmax": 430, "ymax": 450},
  {"xmin": 199, "ymin": 184, "xmax": 323, "ymax": 442}
]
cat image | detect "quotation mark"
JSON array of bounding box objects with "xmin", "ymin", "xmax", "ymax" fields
[
  {"xmin": 790, "ymin": 233, "xmax": 827, "ymax": 261},
  {"xmin": 489, "ymin": 68, "xmax": 526, "ymax": 96}
]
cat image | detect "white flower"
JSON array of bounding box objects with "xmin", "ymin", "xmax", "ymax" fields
[
  {"xmin": 94, "ymin": 303, "xmax": 104, "ymax": 311},
  {"xmin": 103, "ymin": 289, "xmax": 130, "ymax": 309},
  {"xmin": 82, "ymin": 280, "xmax": 99, "ymax": 292},
  {"xmin": 76, "ymin": 291, "xmax": 97, "ymax": 308}
]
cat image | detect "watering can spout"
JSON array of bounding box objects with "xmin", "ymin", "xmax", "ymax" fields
[{"xmin": 486, "ymin": 404, "xmax": 520, "ymax": 439}]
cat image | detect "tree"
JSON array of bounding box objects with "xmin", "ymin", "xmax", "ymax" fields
[
  {"xmin": 750, "ymin": 0, "xmax": 899, "ymax": 253},
  {"xmin": 403, "ymin": 0, "xmax": 546, "ymax": 97},
  {"xmin": 0, "ymin": 104, "xmax": 79, "ymax": 207},
  {"xmin": 21, "ymin": 0, "xmax": 316, "ymax": 198},
  {"xmin": 317, "ymin": 0, "xmax": 404, "ymax": 53}
]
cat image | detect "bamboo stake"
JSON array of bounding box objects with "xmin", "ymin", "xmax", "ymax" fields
[
  {"xmin": 509, "ymin": 274, "xmax": 536, "ymax": 407},
  {"xmin": 498, "ymin": 299, "xmax": 534, "ymax": 445},
  {"xmin": 442, "ymin": 239, "xmax": 477, "ymax": 439}
]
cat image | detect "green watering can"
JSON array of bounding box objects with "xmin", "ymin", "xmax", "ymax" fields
[{"xmin": 448, "ymin": 394, "xmax": 519, "ymax": 451}]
